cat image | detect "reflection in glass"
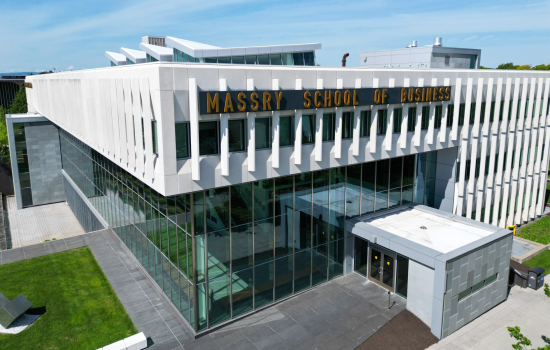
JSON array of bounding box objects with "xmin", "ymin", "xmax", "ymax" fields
[
  {"xmin": 323, "ymin": 113, "xmax": 335, "ymax": 141},
  {"xmin": 256, "ymin": 118, "xmax": 271, "ymax": 149},
  {"xmin": 375, "ymin": 191, "xmax": 388, "ymax": 211},
  {"xmin": 390, "ymin": 157, "xmax": 403, "ymax": 189},
  {"xmin": 275, "ymin": 176, "xmax": 293, "ymax": 216},
  {"xmin": 205, "ymin": 187, "xmax": 229, "ymax": 233},
  {"xmin": 302, "ymin": 115, "xmax": 315, "ymax": 144},
  {"xmin": 329, "ymin": 239, "xmax": 344, "ymax": 279},
  {"xmin": 313, "ymin": 170, "xmax": 329, "ymax": 207},
  {"xmin": 354, "ymin": 237, "xmax": 369, "ymax": 277},
  {"xmin": 294, "ymin": 249, "xmax": 311, "ymax": 292},
  {"xmin": 254, "ymin": 179, "xmax": 273, "ymax": 221},
  {"xmin": 208, "ymin": 274, "xmax": 231, "ymax": 326},
  {"xmin": 254, "ymin": 262, "xmax": 274, "ymax": 307},
  {"xmin": 376, "ymin": 159, "xmax": 389, "ymax": 191},
  {"xmin": 295, "ymin": 173, "xmax": 312, "ymax": 211},
  {"xmin": 198, "ymin": 122, "xmax": 219, "ymax": 155},
  {"xmin": 195, "ymin": 235, "xmax": 206, "ymax": 283},
  {"xmin": 232, "ymin": 268, "xmax": 253, "ymax": 316},
  {"xmin": 280, "ymin": 116, "xmax": 293, "ymax": 147},
  {"xmin": 346, "ymin": 164, "xmax": 361, "ymax": 219},
  {"xmin": 403, "ymin": 155, "xmax": 416, "ymax": 186},
  {"xmin": 295, "ymin": 209, "xmax": 311, "ymax": 251},
  {"xmin": 207, "ymin": 229, "xmax": 230, "ymax": 280},
  {"xmin": 197, "ymin": 283, "xmax": 207, "ymax": 330},
  {"xmin": 231, "ymin": 223, "xmax": 253, "ymax": 272},
  {"xmin": 396, "ymin": 255, "xmax": 409, "ymax": 298},
  {"xmin": 389, "ymin": 188, "xmax": 401, "ymax": 208},
  {"xmin": 275, "ymin": 214, "xmax": 293, "ymax": 258},
  {"xmin": 231, "ymin": 183, "xmax": 252, "ymax": 227},
  {"xmin": 245, "ymin": 55, "xmax": 257, "ymax": 64},
  {"xmin": 254, "ymin": 218, "xmax": 274, "ymax": 266},
  {"xmin": 258, "ymin": 54, "xmax": 269, "ymax": 65},
  {"xmin": 275, "ymin": 256, "xmax": 293, "ymax": 300},
  {"xmin": 382, "ymin": 255, "xmax": 394, "ymax": 287},
  {"xmin": 312, "ymin": 206, "xmax": 328, "ymax": 247},
  {"xmin": 228, "ymin": 120, "xmax": 246, "ymax": 152},
  {"xmin": 312, "ymin": 244, "xmax": 328, "ymax": 285}
]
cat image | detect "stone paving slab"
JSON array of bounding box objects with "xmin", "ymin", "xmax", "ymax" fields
[
  {"xmin": 427, "ymin": 286, "xmax": 550, "ymax": 350},
  {"xmin": 0, "ymin": 229, "xmax": 195, "ymax": 349},
  {"xmin": 6, "ymin": 196, "xmax": 85, "ymax": 248}
]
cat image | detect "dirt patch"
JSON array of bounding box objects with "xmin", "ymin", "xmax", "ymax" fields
[
  {"xmin": 510, "ymin": 259, "xmax": 530, "ymax": 274},
  {"xmin": 356, "ymin": 310, "xmax": 438, "ymax": 350}
]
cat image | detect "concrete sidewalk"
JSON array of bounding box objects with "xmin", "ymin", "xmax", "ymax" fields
[{"xmin": 427, "ymin": 286, "xmax": 550, "ymax": 350}]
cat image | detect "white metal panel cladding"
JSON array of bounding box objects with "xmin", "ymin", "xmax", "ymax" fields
[{"xmin": 24, "ymin": 65, "xmax": 550, "ymax": 228}]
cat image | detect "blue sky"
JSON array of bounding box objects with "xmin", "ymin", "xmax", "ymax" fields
[{"xmin": 2, "ymin": 0, "xmax": 550, "ymax": 72}]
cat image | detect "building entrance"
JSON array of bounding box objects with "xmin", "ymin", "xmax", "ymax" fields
[{"xmin": 368, "ymin": 245, "xmax": 396, "ymax": 292}]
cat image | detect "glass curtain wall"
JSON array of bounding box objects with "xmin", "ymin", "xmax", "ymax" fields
[
  {"xmin": 13, "ymin": 123, "xmax": 33, "ymax": 207},
  {"xmin": 59, "ymin": 129, "xmax": 195, "ymax": 329},
  {"xmin": 60, "ymin": 125, "xmax": 437, "ymax": 333}
]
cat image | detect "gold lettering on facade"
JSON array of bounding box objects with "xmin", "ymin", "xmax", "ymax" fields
[
  {"xmin": 381, "ymin": 89, "xmax": 388, "ymax": 104},
  {"xmin": 344, "ymin": 90, "xmax": 351, "ymax": 105},
  {"xmin": 303, "ymin": 91, "xmax": 312, "ymax": 108},
  {"xmin": 324, "ymin": 90, "xmax": 332, "ymax": 107},
  {"xmin": 224, "ymin": 92, "xmax": 234, "ymax": 112},
  {"xmin": 207, "ymin": 93, "xmax": 219, "ymax": 113},
  {"xmin": 263, "ymin": 92, "xmax": 272, "ymax": 110},
  {"xmin": 250, "ymin": 92, "xmax": 259, "ymax": 111},
  {"xmin": 445, "ymin": 87, "xmax": 451, "ymax": 100},
  {"xmin": 274, "ymin": 91, "xmax": 283, "ymax": 109},
  {"xmin": 408, "ymin": 88, "xmax": 414, "ymax": 102},
  {"xmin": 353, "ymin": 90, "xmax": 359, "ymax": 105},
  {"xmin": 334, "ymin": 91, "xmax": 341, "ymax": 106},
  {"xmin": 401, "ymin": 88, "xmax": 407, "ymax": 103},
  {"xmin": 314, "ymin": 91, "xmax": 322, "ymax": 107},
  {"xmin": 374, "ymin": 89, "xmax": 381, "ymax": 104},
  {"xmin": 237, "ymin": 92, "xmax": 246, "ymax": 111}
]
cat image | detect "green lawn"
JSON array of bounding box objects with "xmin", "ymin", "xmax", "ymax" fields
[
  {"xmin": 0, "ymin": 247, "xmax": 137, "ymax": 350},
  {"xmin": 518, "ymin": 216, "xmax": 550, "ymax": 245},
  {"xmin": 524, "ymin": 250, "xmax": 550, "ymax": 274}
]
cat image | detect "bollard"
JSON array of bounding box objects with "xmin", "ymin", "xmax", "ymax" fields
[{"xmin": 388, "ymin": 291, "xmax": 390, "ymax": 309}]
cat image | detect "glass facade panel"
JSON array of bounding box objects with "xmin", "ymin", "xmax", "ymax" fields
[
  {"xmin": 354, "ymin": 237, "xmax": 369, "ymax": 277},
  {"xmin": 343, "ymin": 112, "xmax": 352, "ymax": 139},
  {"xmin": 302, "ymin": 115, "xmax": 315, "ymax": 144},
  {"xmin": 270, "ymin": 54, "xmax": 282, "ymax": 65},
  {"xmin": 232, "ymin": 56, "xmax": 244, "ymax": 64},
  {"xmin": 199, "ymin": 121, "xmax": 219, "ymax": 155},
  {"xmin": 255, "ymin": 118, "xmax": 271, "ymax": 149},
  {"xmin": 304, "ymin": 52, "xmax": 315, "ymax": 66},
  {"xmin": 292, "ymin": 52, "xmax": 304, "ymax": 66},
  {"xmin": 228, "ymin": 119, "xmax": 246, "ymax": 152},
  {"xmin": 245, "ymin": 55, "xmax": 257, "ymax": 64},
  {"xmin": 280, "ymin": 116, "xmax": 293, "ymax": 147},
  {"xmin": 59, "ymin": 127, "xmax": 438, "ymax": 332},
  {"xmin": 175, "ymin": 123, "xmax": 189, "ymax": 159},
  {"xmin": 257, "ymin": 55, "xmax": 269, "ymax": 65},
  {"xmin": 323, "ymin": 113, "xmax": 335, "ymax": 141},
  {"xmin": 396, "ymin": 255, "xmax": 409, "ymax": 298}
]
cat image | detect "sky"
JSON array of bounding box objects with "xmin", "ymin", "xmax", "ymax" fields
[{"xmin": 1, "ymin": 0, "xmax": 550, "ymax": 73}]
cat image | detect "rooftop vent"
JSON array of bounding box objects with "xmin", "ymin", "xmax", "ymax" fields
[
  {"xmin": 406, "ymin": 40, "xmax": 418, "ymax": 48},
  {"xmin": 434, "ymin": 37, "xmax": 442, "ymax": 46},
  {"xmin": 420, "ymin": 226, "xmax": 427, "ymax": 230},
  {"xmin": 142, "ymin": 36, "xmax": 166, "ymax": 47}
]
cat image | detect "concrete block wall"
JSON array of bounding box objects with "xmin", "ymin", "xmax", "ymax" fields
[
  {"xmin": 25, "ymin": 122, "xmax": 65, "ymax": 205},
  {"xmin": 407, "ymin": 260, "xmax": 435, "ymax": 326},
  {"xmin": 441, "ymin": 234, "xmax": 512, "ymax": 338}
]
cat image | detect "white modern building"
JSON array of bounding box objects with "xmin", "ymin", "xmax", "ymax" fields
[
  {"xmin": 360, "ymin": 38, "xmax": 481, "ymax": 69},
  {"xmin": 106, "ymin": 36, "xmax": 321, "ymax": 67},
  {"xmin": 9, "ymin": 61, "xmax": 550, "ymax": 340}
]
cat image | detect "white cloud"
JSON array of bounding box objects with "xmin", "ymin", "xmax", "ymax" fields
[
  {"xmin": 464, "ymin": 35, "xmax": 478, "ymax": 41},
  {"xmin": 481, "ymin": 35, "xmax": 494, "ymax": 40},
  {"xmin": 67, "ymin": 66, "xmax": 74, "ymax": 70}
]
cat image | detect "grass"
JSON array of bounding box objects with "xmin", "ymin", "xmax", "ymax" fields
[
  {"xmin": 523, "ymin": 249, "xmax": 550, "ymax": 274},
  {"xmin": 518, "ymin": 216, "xmax": 550, "ymax": 245},
  {"xmin": 0, "ymin": 247, "xmax": 137, "ymax": 350}
]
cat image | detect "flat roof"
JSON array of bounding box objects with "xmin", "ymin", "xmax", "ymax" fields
[
  {"xmin": 348, "ymin": 205, "xmax": 510, "ymax": 267},
  {"xmin": 362, "ymin": 207, "xmax": 494, "ymax": 254}
]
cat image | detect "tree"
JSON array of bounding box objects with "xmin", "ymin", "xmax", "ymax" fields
[
  {"xmin": 7, "ymin": 87, "xmax": 28, "ymax": 114},
  {"xmin": 0, "ymin": 106, "xmax": 9, "ymax": 162},
  {"xmin": 507, "ymin": 326, "xmax": 550, "ymax": 350},
  {"xmin": 497, "ymin": 63, "xmax": 519, "ymax": 70}
]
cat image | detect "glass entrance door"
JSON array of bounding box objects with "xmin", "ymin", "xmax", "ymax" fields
[{"xmin": 368, "ymin": 246, "xmax": 395, "ymax": 292}]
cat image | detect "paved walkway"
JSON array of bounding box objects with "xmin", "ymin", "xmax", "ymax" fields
[
  {"xmin": 6, "ymin": 196, "xmax": 85, "ymax": 248},
  {"xmin": 0, "ymin": 222, "xmax": 408, "ymax": 350},
  {"xmin": 427, "ymin": 286, "xmax": 550, "ymax": 350},
  {"xmin": 185, "ymin": 273, "xmax": 406, "ymax": 350},
  {"xmin": 0, "ymin": 229, "xmax": 195, "ymax": 349}
]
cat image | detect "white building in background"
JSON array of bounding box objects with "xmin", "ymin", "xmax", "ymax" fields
[
  {"xmin": 360, "ymin": 38, "xmax": 481, "ymax": 69},
  {"xmin": 10, "ymin": 59, "xmax": 550, "ymax": 340},
  {"xmin": 106, "ymin": 35, "xmax": 321, "ymax": 66}
]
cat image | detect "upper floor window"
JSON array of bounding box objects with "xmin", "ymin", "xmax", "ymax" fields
[
  {"xmin": 228, "ymin": 119, "xmax": 246, "ymax": 152},
  {"xmin": 280, "ymin": 116, "xmax": 294, "ymax": 146},
  {"xmin": 323, "ymin": 113, "xmax": 335, "ymax": 141},
  {"xmin": 175, "ymin": 123, "xmax": 190, "ymax": 159},
  {"xmin": 256, "ymin": 118, "xmax": 271, "ymax": 149},
  {"xmin": 146, "ymin": 54, "xmax": 158, "ymax": 63},
  {"xmin": 377, "ymin": 110, "xmax": 387, "ymax": 135},
  {"xmin": 199, "ymin": 121, "xmax": 219, "ymax": 155},
  {"xmin": 126, "ymin": 58, "xmax": 135, "ymax": 65},
  {"xmin": 407, "ymin": 107, "xmax": 416, "ymax": 132},
  {"xmin": 302, "ymin": 115, "xmax": 315, "ymax": 144},
  {"xmin": 360, "ymin": 111, "xmax": 371, "ymax": 137},
  {"xmin": 393, "ymin": 108, "xmax": 403, "ymax": 133},
  {"xmin": 343, "ymin": 112, "xmax": 353, "ymax": 139}
]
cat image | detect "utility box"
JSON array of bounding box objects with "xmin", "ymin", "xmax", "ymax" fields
[{"xmin": 527, "ymin": 267, "xmax": 545, "ymax": 290}]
